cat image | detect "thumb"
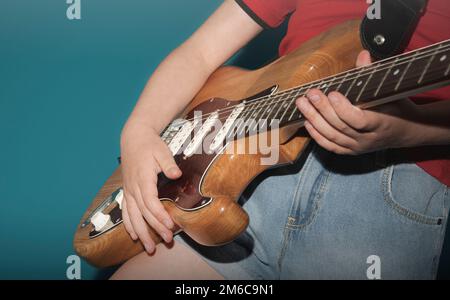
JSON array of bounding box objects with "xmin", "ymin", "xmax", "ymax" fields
[
  {"xmin": 356, "ymin": 50, "xmax": 372, "ymax": 68},
  {"xmin": 154, "ymin": 144, "xmax": 182, "ymax": 179}
]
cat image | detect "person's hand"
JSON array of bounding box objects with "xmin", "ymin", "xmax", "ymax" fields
[
  {"xmin": 296, "ymin": 50, "xmax": 421, "ymax": 155},
  {"xmin": 120, "ymin": 124, "xmax": 182, "ymax": 253}
]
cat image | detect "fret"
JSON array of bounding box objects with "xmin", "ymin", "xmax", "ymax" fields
[
  {"xmin": 247, "ymin": 99, "xmax": 266, "ymax": 132},
  {"xmin": 322, "ymin": 78, "xmax": 335, "ymax": 94},
  {"xmin": 428, "ymin": 47, "xmax": 448, "ymax": 75},
  {"xmin": 354, "ymin": 70, "xmax": 374, "ymax": 103},
  {"xmin": 287, "ymin": 93, "xmax": 301, "ymax": 122},
  {"xmin": 418, "ymin": 45, "xmax": 440, "ymax": 84},
  {"xmin": 356, "ymin": 63, "xmax": 391, "ymax": 103},
  {"xmin": 439, "ymin": 50, "xmax": 450, "ymax": 76},
  {"xmin": 326, "ymin": 78, "xmax": 343, "ymax": 95},
  {"xmin": 281, "ymin": 82, "xmax": 321, "ymax": 124},
  {"xmin": 269, "ymin": 87, "xmax": 308, "ymax": 126},
  {"xmin": 343, "ymin": 65, "xmax": 375, "ymax": 103},
  {"xmin": 251, "ymin": 100, "xmax": 265, "ymax": 119},
  {"xmin": 345, "ymin": 68, "xmax": 364, "ymax": 97},
  {"xmin": 253, "ymin": 94, "xmax": 277, "ymax": 132},
  {"xmin": 279, "ymin": 89, "xmax": 303, "ymax": 125},
  {"xmin": 395, "ymin": 52, "xmax": 418, "ymax": 91},
  {"xmin": 270, "ymin": 91, "xmax": 292, "ymax": 127},
  {"xmin": 259, "ymin": 97, "xmax": 274, "ymax": 121},
  {"xmin": 267, "ymin": 99, "xmax": 283, "ymax": 128},
  {"xmin": 335, "ymin": 72, "xmax": 350, "ymax": 93},
  {"xmin": 375, "ymin": 57, "xmax": 415, "ymax": 97},
  {"xmin": 259, "ymin": 99, "xmax": 278, "ymax": 129},
  {"xmin": 286, "ymin": 84, "xmax": 315, "ymax": 122},
  {"xmin": 288, "ymin": 108, "xmax": 302, "ymax": 122},
  {"xmin": 387, "ymin": 47, "xmax": 445, "ymax": 96},
  {"xmin": 232, "ymin": 103, "xmax": 252, "ymax": 138},
  {"xmin": 241, "ymin": 102, "xmax": 261, "ymax": 136},
  {"xmin": 374, "ymin": 58, "xmax": 397, "ymax": 97}
]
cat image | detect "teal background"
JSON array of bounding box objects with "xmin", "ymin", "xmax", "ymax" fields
[
  {"xmin": 0, "ymin": 0, "xmax": 448, "ymax": 280},
  {"xmin": 0, "ymin": 0, "xmax": 225, "ymax": 280},
  {"xmin": 0, "ymin": 0, "xmax": 282, "ymax": 280}
]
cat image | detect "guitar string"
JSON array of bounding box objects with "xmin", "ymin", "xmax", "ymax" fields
[
  {"xmin": 163, "ymin": 47, "xmax": 450, "ymax": 138},
  {"xmin": 172, "ymin": 41, "xmax": 450, "ymax": 126},
  {"xmin": 161, "ymin": 43, "xmax": 450, "ymax": 140},
  {"xmin": 166, "ymin": 43, "xmax": 450, "ymax": 130},
  {"xmin": 162, "ymin": 61, "xmax": 450, "ymax": 145},
  {"xmin": 162, "ymin": 59, "xmax": 450, "ymax": 145},
  {"xmin": 163, "ymin": 62, "xmax": 450, "ymax": 143}
]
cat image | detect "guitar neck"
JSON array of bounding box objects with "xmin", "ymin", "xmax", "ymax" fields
[{"xmin": 243, "ymin": 39, "xmax": 450, "ymax": 129}]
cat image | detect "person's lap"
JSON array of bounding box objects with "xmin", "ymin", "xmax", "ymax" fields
[{"xmin": 113, "ymin": 144, "xmax": 450, "ymax": 279}]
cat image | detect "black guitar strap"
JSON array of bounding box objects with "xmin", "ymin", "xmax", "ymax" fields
[{"xmin": 360, "ymin": 0, "xmax": 429, "ymax": 60}]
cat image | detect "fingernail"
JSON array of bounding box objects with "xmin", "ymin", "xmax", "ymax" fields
[
  {"xmin": 144, "ymin": 243, "xmax": 154, "ymax": 253},
  {"xmin": 164, "ymin": 219, "xmax": 174, "ymax": 229},
  {"xmin": 308, "ymin": 93, "xmax": 320, "ymax": 102},
  {"xmin": 169, "ymin": 167, "xmax": 180, "ymax": 177},
  {"xmin": 161, "ymin": 233, "xmax": 171, "ymax": 243},
  {"xmin": 297, "ymin": 97, "xmax": 308, "ymax": 111},
  {"xmin": 329, "ymin": 94, "xmax": 339, "ymax": 104}
]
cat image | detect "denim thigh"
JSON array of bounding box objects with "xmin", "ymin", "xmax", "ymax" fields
[
  {"xmin": 280, "ymin": 148, "xmax": 449, "ymax": 279},
  {"xmin": 176, "ymin": 145, "xmax": 450, "ymax": 279}
]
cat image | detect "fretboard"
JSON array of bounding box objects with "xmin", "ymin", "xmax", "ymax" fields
[{"xmin": 243, "ymin": 39, "xmax": 450, "ymax": 130}]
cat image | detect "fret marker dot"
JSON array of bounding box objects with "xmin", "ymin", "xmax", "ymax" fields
[
  {"xmin": 321, "ymin": 84, "xmax": 328, "ymax": 89},
  {"xmin": 441, "ymin": 55, "xmax": 447, "ymax": 62},
  {"xmin": 357, "ymin": 81, "xmax": 362, "ymax": 87},
  {"xmin": 393, "ymin": 69, "xmax": 400, "ymax": 76}
]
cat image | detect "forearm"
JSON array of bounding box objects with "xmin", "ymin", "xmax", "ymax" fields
[
  {"xmin": 121, "ymin": 0, "xmax": 262, "ymax": 143},
  {"xmin": 407, "ymin": 100, "xmax": 450, "ymax": 146},
  {"xmin": 122, "ymin": 45, "xmax": 214, "ymax": 138}
]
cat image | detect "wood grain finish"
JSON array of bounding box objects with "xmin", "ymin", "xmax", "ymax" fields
[{"xmin": 73, "ymin": 20, "xmax": 364, "ymax": 267}]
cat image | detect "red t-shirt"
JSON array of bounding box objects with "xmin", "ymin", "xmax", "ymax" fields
[{"xmin": 236, "ymin": 0, "xmax": 450, "ymax": 186}]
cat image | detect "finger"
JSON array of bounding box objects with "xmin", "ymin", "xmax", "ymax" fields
[
  {"xmin": 154, "ymin": 143, "xmax": 182, "ymax": 179},
  {"xmin": 139, "ymin": 176, "xmax": 175, "ymax": 231},
  {"xmin": 356, "ymin": 50, "xmax": 372, "ymax": 67},
  {"xmin": 139, "ymin": 199, "xmax": 173, "ymax": 244},
  {"xmin": 328, "ymin": 92, "xmax": 377, "ymax": 131},
  {"xmin": 121, "ymin": 195, "xmax": 137, "ymax": 240},
  {"xmin": 305, "ymin": 89, "xmax": 360, "ymax": 138},
  {"xmin": 126, "ymin": 196, "xmax": 156, "ymax": 253},
  {"xmin": 304, "ymin": 121, "xmax": 354, "ymax": 155},
  {"xmin": 133, "ymin": 179, "xmax": 173, "ymax": 243},
  {"xmin": 297, "ymin": 96, "xmax": 358, "ymax": 149}
]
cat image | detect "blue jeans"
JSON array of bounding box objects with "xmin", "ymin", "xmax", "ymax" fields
[{"xmin": 176, "ymin": 144, "xmax": 450, "ymax": 279}]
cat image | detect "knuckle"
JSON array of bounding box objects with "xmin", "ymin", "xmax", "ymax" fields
[
  {"xmin": 134, "ymin": 223, "xmax": 149, "ymax": 239},
  {"xmin": 327, "ymin": 131, "xmax": 338, "ymax": 142},
  {"xmin": 329, "ymin": 146, "xmax": 340, "ymax": 154},
  {"xmin": 354, "ymin": 120, "xmax": 368, "ymax": 131},
  {"xmin": 336, "ymin": 122, "xmax": 348, "ymax": 132},
  {"xmin": 351, "ymin": 145, "xmax": 363, "ymax": 154},
  {"xmin": 334, "ymin": 148, "xmax": 346, "ymax": 155},
  {"xmin": 151, "ymin": 208, "xmax": 167, "ymax": 222}
]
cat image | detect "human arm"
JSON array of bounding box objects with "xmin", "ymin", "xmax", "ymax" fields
[{"xmin": 120, "ymin": 0, "xmax": 263, "ymax": 253}]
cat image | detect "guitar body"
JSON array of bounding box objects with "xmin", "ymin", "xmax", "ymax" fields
[{"xmin": 74, "ymin": 20, "xmax": 364, "ymax": 267}]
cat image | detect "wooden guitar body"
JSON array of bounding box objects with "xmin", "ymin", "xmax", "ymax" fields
[{"xmin": 74, "ymin": 20, "xmax": 364, "ymax": 267}]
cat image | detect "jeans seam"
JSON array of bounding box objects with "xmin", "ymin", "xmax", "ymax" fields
[
  {"xmin": 285, "ymin": 170, "xmax": 330, "ymax": 229},
  {"xmin": 381, "ymin": 165, "xmax": 443, "ymax": 226},
  {"xmin": 276, "ymin": 147, "xmax": 317, "ymax": 275}
]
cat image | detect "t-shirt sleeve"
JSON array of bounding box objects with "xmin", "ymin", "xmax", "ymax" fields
[{"xmin": 235, "ymin": 0, "xmax": 297, "ymax": 29}]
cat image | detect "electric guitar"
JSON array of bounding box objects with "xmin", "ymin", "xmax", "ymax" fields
[{"xmin": 73, "ymin": 20, "xmax": 450, "ymax": 267}]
